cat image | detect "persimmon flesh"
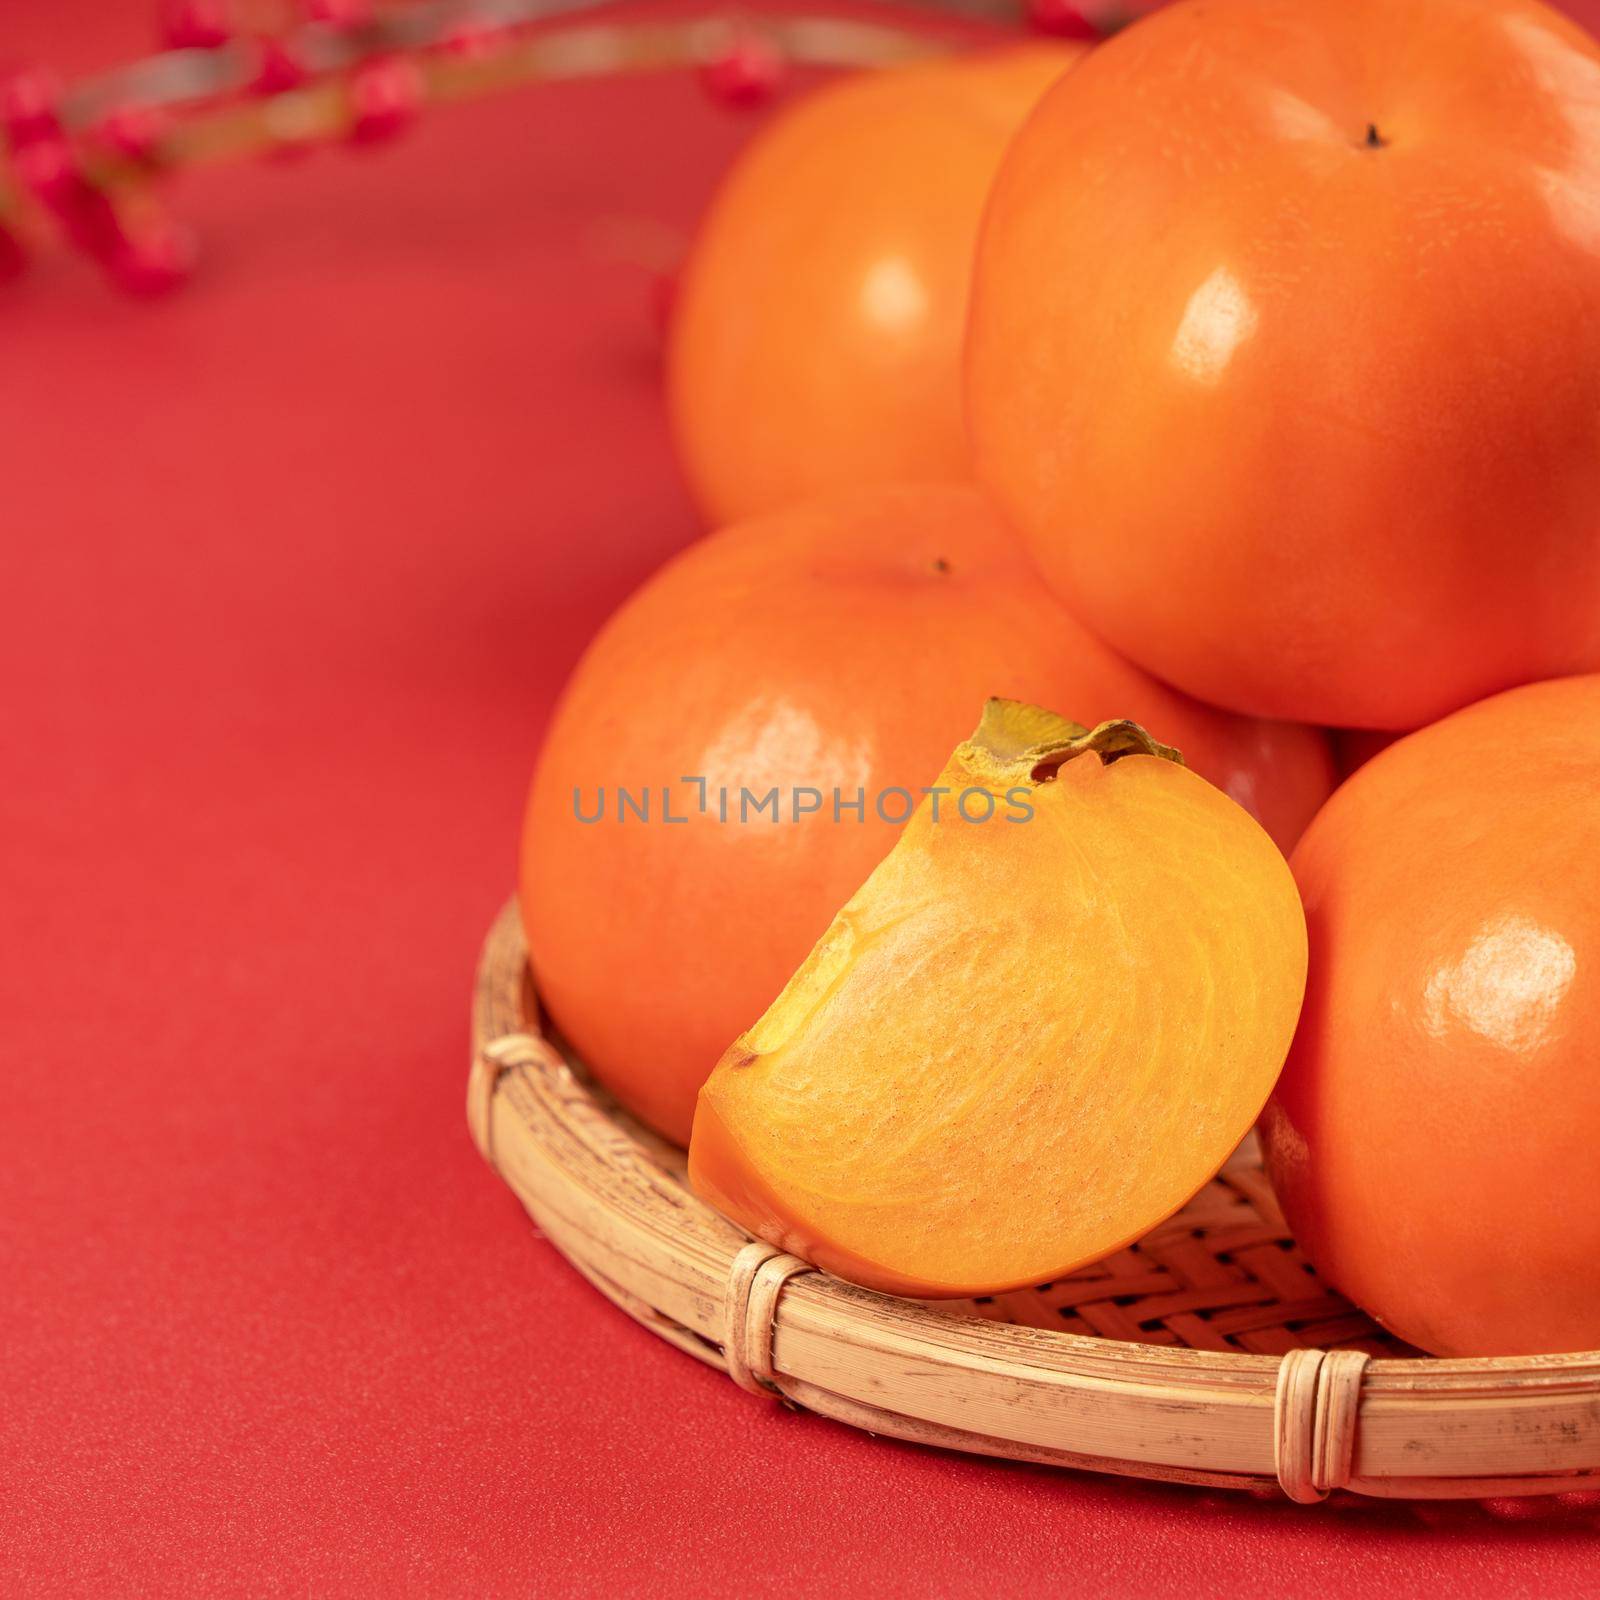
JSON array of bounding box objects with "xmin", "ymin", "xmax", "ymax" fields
[
  {"xmin": 690, "ymin": 702, "xmax": 1308, "ymax": 1297},
  {"xmin": 968, "ymin": 0, "xmax": 1600, "ymax": 729}
]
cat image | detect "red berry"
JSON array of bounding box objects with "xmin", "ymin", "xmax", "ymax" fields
[
  {"xmin": 159, "ymin": 0, "xmax": 233, "ymax": 51},
  {"xmin": 0, "ymin": 68, "xmax": 62, "ymax": 147},
  {"xmin": 15, "ymin": 141, "xmax": 123, "ymax": 257},
  {"xmin": 699, "ymin": 34, "xmax": 785, "ymax": 110},
  {"xmin": 1024, "ymin": 0, "xmax": 1102, "ymax": 40},
  {"xmin": 14, "ymin": 138, "xmax": 79, "ymax": 207},
  {"xmin": 94, "ymin": 105, "xmax": 171, "ymax": 165},
  {"xmin": 251, "ymin": 36, "xmax": 309, "ymax": 95},
  {"xmin": 346, "ymin": 56, "xmax": 424, "ymax": 144},
  {"xmin": 106, "ymin": 216, "xmax": 196, "ymax": 295}
]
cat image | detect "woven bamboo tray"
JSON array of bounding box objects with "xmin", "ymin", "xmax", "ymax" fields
[{"xmin": 468, "ymin": 898, "xmax": 1600, "ymax": 1503}]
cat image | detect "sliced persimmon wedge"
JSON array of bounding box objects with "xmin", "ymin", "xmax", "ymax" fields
[{"xmin": 688, "ymin": 700, "xmax": 1307, "ymax": 1298}]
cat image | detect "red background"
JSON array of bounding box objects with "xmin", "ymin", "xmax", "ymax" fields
[{"xmin": 5, "ymin": 2, "xmax": 1598, "ymax": 1593}]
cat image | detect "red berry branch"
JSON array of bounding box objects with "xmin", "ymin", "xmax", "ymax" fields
[{"xmin": 0, "ymin": 0, "xmax": 1121, "ymax": 294}]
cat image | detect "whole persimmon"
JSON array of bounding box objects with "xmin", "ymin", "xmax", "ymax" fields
[
  {"xmin": 691, "ymin": 701, "xmax": 1308, "ymax": 1297},
  {"xmin": 521, "ymin": 485, "xmax": 1333, "ymax": 1143},
  {"xmin": 1263, "ymin": 675, "xmax": 1600, "ymax": 1356},
  {"xmin": 669, "ymin": 44, "xmax": 1081, "ymax": 527},
  {"xmin": 967, "ymin": 0, "xmax": 1600, "ymax": 730}
]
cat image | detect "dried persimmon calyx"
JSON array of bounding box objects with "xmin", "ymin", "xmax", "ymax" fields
[{"xmin": 957, "ymin": 697, "xmax": 1185, "ymax": 785}]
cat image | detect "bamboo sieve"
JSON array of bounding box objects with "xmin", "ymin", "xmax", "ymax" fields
[{"xmin": 468, "ymin": 899, "xmax": 1600, "ymax": 1504}]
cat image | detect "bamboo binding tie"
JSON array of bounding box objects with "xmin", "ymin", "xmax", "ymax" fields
[
  {"xmin": 1273, "ymin": 1347, "xmax": 1372, "ymax": 1503},
  {"xmin": 723, "ymin": 1241, "xmax": 813, "ymax": 1396},
  {"xmin": 475, "ymin": 1032, "xmax": 548, "ymax": 1171}
]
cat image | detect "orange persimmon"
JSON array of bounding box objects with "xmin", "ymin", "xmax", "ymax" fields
[
  {"xmin": 967, "ymin": 0, "xmax": 1600, "ymax": 730},
  {"xmin": 520, "ymin": 485, "xmax": 1332, "ymax": 1143},
  {"xmin": 1263, "ymin": 675, "xmax": 1600, "ymax": 1356},
  {"xmin": 669, "ymin": 43, "xmax": 1081, "ymax": 527},
  {"xmin": 689, "ymin": 701, "xmax": 1308, "ymax": 1297}
]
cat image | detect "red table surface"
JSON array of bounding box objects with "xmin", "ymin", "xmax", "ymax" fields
[{"xmin": 4, "ymin": 3, "xmax": 1599, "ymax": 1594}]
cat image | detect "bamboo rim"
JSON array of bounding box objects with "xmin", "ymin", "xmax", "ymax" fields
[{"xmin": 468, "ymin": 898, "xmax": 1600, "ymax": 1502}]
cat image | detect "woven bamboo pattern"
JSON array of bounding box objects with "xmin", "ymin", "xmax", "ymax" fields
[
  {"xmin": 469, "ymin": 898, "xmax": 1600, "ymax": 1502},
  {"xmin": 953, "ymin": 1159, "xmax": 1414, "ymax": 1358}
]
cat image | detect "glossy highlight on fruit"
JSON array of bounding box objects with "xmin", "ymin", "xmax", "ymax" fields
[
  {"xmin": 1263, "ymin": 675, "xmax": 1600, "ymax": 1357},
  {"xmin": 967, "ymin": 0, "xmax": 1600, "ymax": 730},
  {"xmin": 521, "ymin": 486, "xmax": 1332, "ymax": 1144},
  {"xmin": 670, "ymin": 43, "xmax": 1081, "ymax": 526},
  {"xmin": 689, "ymin": 700, "xmax": 1308, "ymax": 1297}
]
